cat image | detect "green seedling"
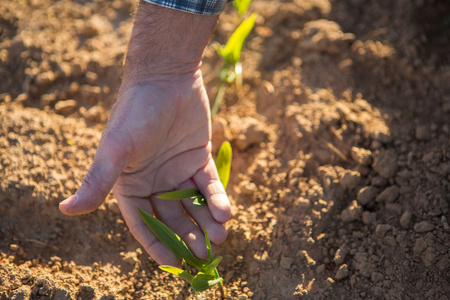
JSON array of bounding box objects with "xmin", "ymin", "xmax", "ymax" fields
[
  {"xmin": 234, "ymin": 0, "xmax": 253, "ymax": 17},
  {"xmin": 156, "ymin": 141, "xmax": 233, "ymax": 205},
  {"xmin": 216, "ymin": 13, "xmax": 257, "ymax": 72},
  {"xmin": 139, "ymin": 209, "xmax": 225, "ymax": 296},
  {"xmin": 212, "ymin": 13, "xmax": 257, "ymax": 116},
  {"xmin": 139, "ymin": 142, "xmax": 232, "ymax": 297},
  {"xmin": 215, "ymin": 141, "xmax": 232, "ymax": 190}
]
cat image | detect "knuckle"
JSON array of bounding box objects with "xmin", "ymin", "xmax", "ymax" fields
[
  {"xmin": 81, "ymin": 168, "xmax": 110, "ymax": 200},
  {"xmin": 206, "ymin": 179, "xmax": 226, "ymax": 196},
  {"xmin": 142, "ymin": 238, "xmax": 159, "ymax": 257},
  {"xmin": 128, "ymin": 220, "xmax": 148, "ymax": 237}
]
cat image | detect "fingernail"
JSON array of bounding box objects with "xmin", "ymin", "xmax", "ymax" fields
[{"xmin": 59, "ymin": 194, "xmax": 77, "ymax": 206}]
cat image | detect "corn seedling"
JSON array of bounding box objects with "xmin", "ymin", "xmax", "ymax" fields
[
  {"xmin": 139, "ymin": 142, "xmax": 232, "ymax": 297},
  {"xmin": 211, "ymin": 5, "xmax": 257, "ymax": 117},
  {"xmin": 234, "ymin": 0, "xmax": 253, "ymax": 18},
  {"xmin": 138, "ymin": 210, "xmax": 225, "ymax": 296}
]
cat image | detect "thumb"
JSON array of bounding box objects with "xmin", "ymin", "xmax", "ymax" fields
[{"xmin": 59, "ymin": 140, "xmax": 128, "ymax": 215}]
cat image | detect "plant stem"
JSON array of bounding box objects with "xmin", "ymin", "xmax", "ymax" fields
[
  {"xmin": 218, "ymin": 281, "xmax": 226, "ymax": 299},
  {"xmin": 211, "ymin": 80, "xmax": 226, "ymax": 117},
  {"xmin": 210, "ymin": 265, "xmax": 226, "ymax": 298}
]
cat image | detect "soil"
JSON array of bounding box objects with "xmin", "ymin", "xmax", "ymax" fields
[{"xmin": 1, "ymin": 0, "xmax": 449, "ymax": 299}]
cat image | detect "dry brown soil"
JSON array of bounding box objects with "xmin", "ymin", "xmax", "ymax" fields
[{"xmin": 1, "ymin": 0, "xmax": 449, "ymax": 299}]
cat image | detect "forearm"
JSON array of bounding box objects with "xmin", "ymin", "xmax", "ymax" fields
[{"xmin": 124, "ymin": 1, "xmax": 218, "ymax": 83}]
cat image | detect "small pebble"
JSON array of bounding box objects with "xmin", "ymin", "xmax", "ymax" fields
[
  {"xmin": 341, "ymin": 200, "xmax": 363, "ymax": 222},
  {"xmin": 340, "ymin": 170, "xmax": 361, "ymax": 190},
  {"xmin": 325, "ymin": 277, "xmax": 334, "ymax": 288},
  {"xmin": 335, "ymin": 264, "xmax": 349, "ymax": 281},
  {"xmin": 414, "ymin": 221, "xmax": 434, "ymax": 233},
  {"xmin": 107, "ymin": 199, "xmax": 120, "ymax": 214},
  {"xmin": 375, "ymin": 224, "xmax": 391, "ymax": 238},
  {"xmin": 35, "ymin": 71, "xmax": 56, "ymax": 88},
  {"xmin": 350, "ymin": 147, "xmax": 372, "ymax": 166},
  {"xmin": 373, "ymin": 149, "xmax": 398, "ymax": 178},
  {"xmin": 413, "ymin": 238, "xmax": 427, "ymax": 255},
  {"xmin": 399, "ymin": 211, "xmax": 412, "ymax": 228},
  {"xmin": 85, "ymin": 106, "xmax": 104, "ymax": 122},
  {"xmin": 85, "ymin": 71, "xmax": 98, "ymax": 85},
  {"xmin": 334, "ymin": 245, "xmax": 350, "ymax": 265},
  {"xmin": 357, "ymin": 186, "xmax": 379, "ymax": 206},
  {"xmin": 375, "ymin": 186, "xmax": 399, "ymax": 203},
  {"xmin": 316, "ymin": 264, "xmax": 326, "ymax": 274},
  {"xmin": 55, "ymin": 100, "xmax": 77, "ymax": 116}
]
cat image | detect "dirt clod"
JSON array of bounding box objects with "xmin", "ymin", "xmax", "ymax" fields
[
  {"xmin": 414, "ymin": 221, "xmax": 435, "ymax": 233},
  {"xmin": 399, "ymin": 211, "xmax": 412, "ymax": 229},
  {"xmin": 341, "ymin": 200, "xmax": 363, "ymax": 222},
  {"xmin": 335, "ymin": 264, "xmax": 349, "ymax": 281},
  {"xmin": 55, "ymin": 100, "xmax": 77, "ymax": 116},
  {"xmin": 357, "ymin": 186, "xmax": 379, "ymax": 206},
  {"xmin": 375, "ymin": 185, "xmax": 399, "ymax": 203},
  {"xmin": 372, "ymin": 149, "xmax": 398, "ymax": 178}
]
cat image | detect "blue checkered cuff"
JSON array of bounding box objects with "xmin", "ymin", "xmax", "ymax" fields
[{"xmin": 143, "ymin": 0, "xmax": 229, "ymax": 15}]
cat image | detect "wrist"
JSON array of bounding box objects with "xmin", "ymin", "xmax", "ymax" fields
[{"xmin": 124, "ymin": 1, "xmax": 218, "ymax": 84}]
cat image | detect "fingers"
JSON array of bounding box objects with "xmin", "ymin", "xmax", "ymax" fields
[
  {"xmin": 116, "ymin": 193, "xmax": 180, "ymax": 266},
  {"xmin": 59, "ymin": 134, "xmax": 130, "ymax": 215},
  {"xmin": 150, "ymin": 145, "xmax": 210, "ymax": 193},
  {"xmin": 151, "ymin": 194, "xmax": 209, "ymax": 261},
  {"xmin": 179, "ymin": 180, "xmax": 228, "ymax": 245},
  {"xmin": 193, "ymin": 157, "xmax": 231, "ymax": 224},
  {"xmin": 116, "ymin": 177, "xmax": 227, "ymax": 266}
]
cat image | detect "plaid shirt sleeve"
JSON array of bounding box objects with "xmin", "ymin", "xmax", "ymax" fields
[{"xmin": 143, "ymin": 0, "xmax": 229, "ymax": 15}]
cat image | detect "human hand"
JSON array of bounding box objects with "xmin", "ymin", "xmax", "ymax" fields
[{"xmin": 59, "ymin": 2, "xmax": 231, "ymax": 266}]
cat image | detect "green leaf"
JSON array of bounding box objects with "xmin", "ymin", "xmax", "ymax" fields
[
  {"xmin": 159, "ymin": 265, "xmax": 194, "ymax": 283},
  {"xmin": 203, "ymin": 227, "xmax": 222, "ymax": 280},
  {"xmin": 192, "ymin": 195, "xmax": 207, "ymax": 206},
  {"xmin": 201, "ymin": 256, "xmax": 223, "ymax": 275},
  {"xmin": 138, "ymin": 208, "xmax": 207, "ymax": 269},
  {"xmin": 234, "ymin": 0, "xmax": 253, "ymax": 16},
  {"xmin": 204, "ymin": 227, "xmax": 214, "ymax": 262},
  {"xmin": 216, "ymin": 141, "xmax": 233, "ymax": 190},
  {"xmin": 217, "ymin": 13, "xmax": 257, "ymax": 65},
  {"xmin": 191, "ymin": 273, "xmax": 223, "ymax": 293},
  {"xmin": 183, "ymin": 259, "xmax": 190, "ymax": 273},
  {"xmin": 157, "ymin": 188, "xmax": 203, "ymax": 200},
  {"xmin": 157, "ymin": 189, "xmax": 207, "ymax": 206}
]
